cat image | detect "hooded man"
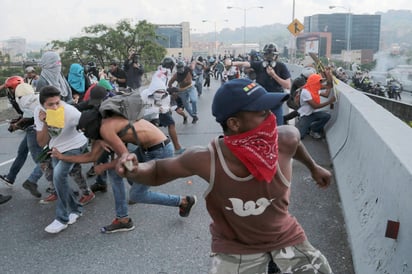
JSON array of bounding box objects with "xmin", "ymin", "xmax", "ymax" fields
[
  {"xmin": 37, "ymin": 51, "xmax": 73, "ymax": 103},
  {"xmin": 295, "ymin": 70, "xmax": 335, "ymax": 139},
  {"xmin": 141, "ymin": 71, "xmax": 185, "ymax": 154}
]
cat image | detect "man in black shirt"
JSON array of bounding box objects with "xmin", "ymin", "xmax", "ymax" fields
[
  {"xmin": 108, "ymin": 61, "xmax": 127, "ymax": 89},
  {"xmin": 123, "ymin": 49, "xmax": 144, "ymax": 90},
  {"xmin": 226, "ymin": 43, "xmax": 291, "ymax": 125}
]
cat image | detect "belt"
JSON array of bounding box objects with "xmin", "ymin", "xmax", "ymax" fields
[{"xmin": 143, "ymin": 138, "xmax": 170, "ymax": 152}]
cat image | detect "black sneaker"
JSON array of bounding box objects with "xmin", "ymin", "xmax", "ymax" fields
[
  {"xmin": 90, "ymin": 182, "xmax": 108, "ymax": 193},
  {"xmin": 192, "ymin": 116, "xmax": 199, "ymax": 124},
  {"xmin": 46, "ymin": 187, "xmax": 55, "ymax": 194},
  {"xmin": 179, "ymin": 195, "xmax": 197, "ymax": 217},
  {"xmin": 0, "ymin": 194, "xmax": 12, "ymax": 204},
  {"xmin": 22, "ymin": 180, "xmax": 41, "ymax": 198},
  {"xmin": 0, "ymin": 175, "xmax": 14, "ymax": 187},
  {"xmin": 100, "ymin": 218, "xmax": 135, "ymax": 233},
  {"xmin": 183, "ymin": 116, "xmax": 188, "ymax": 124}
]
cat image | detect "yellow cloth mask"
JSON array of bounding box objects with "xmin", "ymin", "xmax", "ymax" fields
[{"xmin": 46, "ymin": 106, "xmax": 65, "ymax": 128}]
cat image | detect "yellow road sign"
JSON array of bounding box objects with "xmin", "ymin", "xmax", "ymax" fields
[{"xmin": 287, "ymin": 19, "xmax": 304, "ymax": 36}]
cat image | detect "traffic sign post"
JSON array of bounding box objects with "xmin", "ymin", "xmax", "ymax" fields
[{"xmin": 287, "ymin": 18, "xmax": 304, "ymax": 36}]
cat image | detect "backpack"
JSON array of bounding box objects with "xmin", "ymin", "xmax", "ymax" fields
[
  {"xmin": 98, "ymin": 91, "xmax": 146, "ymax": 160},
  {"xmin": 98, "ymin": 91, "xmax": 145, "ymax": 121}
]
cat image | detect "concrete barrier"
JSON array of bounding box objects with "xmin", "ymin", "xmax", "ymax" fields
[{"xmin": 326, "ymin": 81, "xmax": 412, "ymax": 274}]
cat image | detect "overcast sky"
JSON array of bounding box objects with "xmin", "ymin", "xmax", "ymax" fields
[{"xmin": 1, "ymin": 0, "xmax": 411, "ymax": 42}]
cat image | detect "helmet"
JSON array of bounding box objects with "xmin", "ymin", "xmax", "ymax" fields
[
  {"xmin": 263, "ymin": 43, "xmax": 279, "ymax": 56},
  {"xmin": 87, "ymin": 61, "xmax": 96, "ymax": 68},
  {"xmin": 5, "ymin": 76, "xmax": 24, "ymax": 90},
  {"xmin": 25, "ymin": 66, "xmax": 36, "ymax": 73},
  {"xmin": 161, "ymin": 57, "xmax": 175, "ymax": 70},
  {"xmin": 176, "ymin": 61, "xmax": 185, "ymax": 73},
  {"xmin": 301, "ymin": 67, "xmax": 316, "ymax": 78}
]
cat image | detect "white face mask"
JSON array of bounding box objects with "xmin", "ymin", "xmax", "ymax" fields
[{"xmin": 153, "ymin": 91, "xmax": 165, "ymax": 101}]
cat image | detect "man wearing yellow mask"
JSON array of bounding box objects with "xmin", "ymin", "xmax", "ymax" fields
[{"xmin": 34, "ymin": 86, "xmax": 89, "ymax": 234}]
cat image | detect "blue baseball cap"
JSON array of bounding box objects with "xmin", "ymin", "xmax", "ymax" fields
[{"xmin": 212, "ymin": 78, "xmax": 289, "ymax": 123}]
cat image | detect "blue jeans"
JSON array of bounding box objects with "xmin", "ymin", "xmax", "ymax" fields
[
  {"xmin": 109, "ymin": 168, "xmax": 128, "ymax": 218},
  {"xmin": 52, "ymin": 144, "xmax": 87, "ymax": 224},
  {"xmin": 271, "ymin": 106, "xmax": 284, "ymax": 126},
  {"xmin": 7, "ymin": 126, "xmax": 43, "ymax": 183},
  {"xmin": 130, "ymin": 142, "xmax": 180, "ymax": 204},
  {"xmin": 178, "ymin": 86, "xmax": 198, "ymax": 117},
  {"xmin": 110, "ymin": 142, "xmax": 180, "ymax": 218},
  {"xmin": 95, "ymin": 150, "xmax": 110, "ymax": 185},
  {"xmin": 194, "ymin": 74, "xmax": 203, "ymax": 96},
  {"xmin": 295, "ymin": 111, "xmax": 331, "ymax": 139}
]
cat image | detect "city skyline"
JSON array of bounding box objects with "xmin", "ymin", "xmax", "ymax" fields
[{"xmin": 1, "ymin": 0, "xmax": 411, "ymax": 43}]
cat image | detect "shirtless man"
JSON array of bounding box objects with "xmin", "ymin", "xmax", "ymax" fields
[{"xmin": 52, "ymin": 107, "xmax": 196, "ymax": 233}]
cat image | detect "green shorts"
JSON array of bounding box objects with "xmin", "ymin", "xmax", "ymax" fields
[{"xmin": 209, "ymin": 240, "xmax": 333, "ymax": 274}]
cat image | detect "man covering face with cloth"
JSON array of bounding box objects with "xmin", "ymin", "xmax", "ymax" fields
[{"xmin": 115, "ymin": 78, "xmax": 334, "ymax": 274}]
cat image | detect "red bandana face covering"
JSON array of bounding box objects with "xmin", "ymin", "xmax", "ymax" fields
[{"xmin": 224, "ymin": 113, "xmax": 278, "ymax": 183}]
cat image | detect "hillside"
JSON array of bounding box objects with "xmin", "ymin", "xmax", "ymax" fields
[{"xmin": 191, "ymin": 9, "xmax": 412, "ymax": 51}]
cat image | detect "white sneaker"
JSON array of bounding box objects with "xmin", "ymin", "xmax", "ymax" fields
[
  {"xmin": 68, "ymin": 212, "xmax": 82, "ymax": 225},
  {"xmin": 45, "ymin": 219, "xmax": 68, "ymax": 234},
  {"xmin": 309, "ymin": 131, "xmax": 322, "ymax": 139}
]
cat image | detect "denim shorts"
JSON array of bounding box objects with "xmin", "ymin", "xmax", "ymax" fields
[{"xmin": 159, "ymin": 112, "xmax": 175, "ymax": 127}]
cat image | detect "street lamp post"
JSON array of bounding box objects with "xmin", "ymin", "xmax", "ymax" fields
[
  {"xmin": 202, "ymin": 19, "xmax": 228, "ymax": 56},
  {"xmin": 227, "ymin": 6, "xmax": 264, "ymax": 55},
  {"xmin": 329, "ymin": 5, "xmax": 351, "ymax": 64}
]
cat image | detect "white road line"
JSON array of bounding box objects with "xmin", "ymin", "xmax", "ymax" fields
[{"xmin": 0, "ymin": 158, "xmax": 15, "ymax": 167}]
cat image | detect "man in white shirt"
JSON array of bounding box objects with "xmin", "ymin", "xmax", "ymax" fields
[
  {"xmin": 34, "ymin": 86, "xmax": 89, "ymax": 233},
  {"xmin": 296, "ymin": 72, "xmax": 335, "ymax": 139}
]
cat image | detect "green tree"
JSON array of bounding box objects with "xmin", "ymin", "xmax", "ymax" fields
[{"xmin": 48, "ymin": 19, "xmax": 166, "ymax": 74}]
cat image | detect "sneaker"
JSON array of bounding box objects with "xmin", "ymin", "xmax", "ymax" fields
[
  {"xmin": 183, "ymin": 116, "xmax": 188, "ymax": 124},
  {"xmin": 0, "ymin": 175, "xmax": 14, "ymax": 187},
  {"xmin": 100, "ymin": 218, "xmax": 135, "ymax": 234},
  {"xmin": 179, "ymin": 195, "xmax": 197, "ymax": 217},
  {"xmin": 192, "ymin": 116, "xmax": 199, "ymax": 124},
  {"xmin": 45, "ymin": 187, "xmax": 55, "ymax": 194},
  {"xmin": 79, "ymin": 192, "xmax": 95, "ymax": 205},
  {"xmin": 128, "ymin": 199, "xmax": 137, "ymax": 205},
  {"xmin": 309, "ymin": 131, "xmax": 322, "ymax": 139},
  {"xmin": 39, "ymin": 193, "xmax": 58, "ymax": 204},
  {"xmin": 68, "ymin": 212, "xmax": 82, "ymax": 225},
  {"xmin": 174, "ymin": 148, "xmax": 186, "ymax": 155},
  {"xmin": 90, "ymin": 182, "xmax": 108, "ymax": 193},
  {"xmin": 45, "ymin": 219, "xmax": 68, "ymax": 234},
  {"xmin": 22, "ymin": 180, "xmax": 41, "ymax": 198},
  {"xmin": 86, "ymin": 166, "xmax": 96, "ymax": 177},
  {"xmin": 0, "ymin": 194, "xmax": 12, "ymax": 204}
]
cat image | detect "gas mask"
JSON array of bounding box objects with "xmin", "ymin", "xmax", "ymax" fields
[
  {"xmin": 262, "ymin": 53, "xmax": 278, "ymax": 69},
  {"xmin": 262, "ymin": 60, "xmax": 277, "ymax": 69}
]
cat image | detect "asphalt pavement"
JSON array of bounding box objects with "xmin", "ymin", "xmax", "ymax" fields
[{"xmin": 0, "ymin": 78, "xmax": 354, "ymax": 273}]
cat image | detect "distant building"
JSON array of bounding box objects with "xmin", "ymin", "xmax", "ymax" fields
[
  {"xmin": 1, "ymin": 37, "xmax": 26, "ymax": 62},
  {"xmin": 303, "ymin": 13, "xmax": 381, "ymax": 63},
  {"xmin": 155, "ymin": 22, "xmax": 192, "ymax": 59},
  {"xmin": 296, "ymin": 32, "xmax": 332, "ymax": 58}
]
